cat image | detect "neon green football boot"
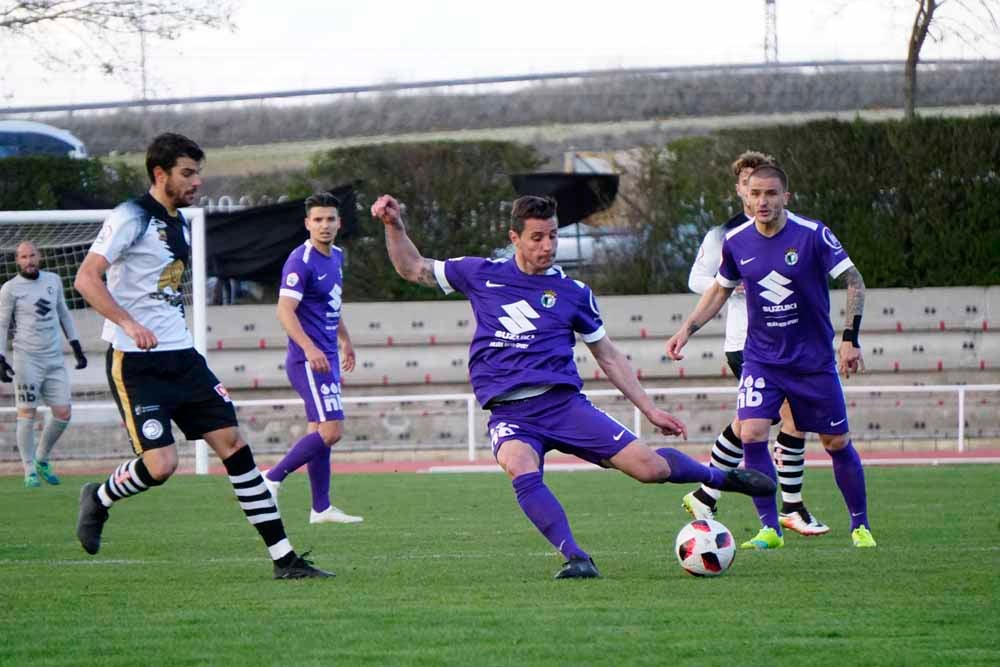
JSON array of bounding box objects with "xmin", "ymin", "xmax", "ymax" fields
[
  {"xmin": 35, "ymin": 460, "xmax": 61, "ymax": 485},
  {"xmin": 851, "ymin": 526, "xmax": 877, "ymax": 548},
  {"xmin": 24, "ymin": 471, "xmax": 41, "ymax": 488},
  {"xmin": 740, "ymin": 527, "xmax": 784, "ymax": 550}
]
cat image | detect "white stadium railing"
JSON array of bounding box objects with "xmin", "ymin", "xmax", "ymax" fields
[{"xmin": 1, "ymin": 384, "xmax": 996, "ymax": 473}]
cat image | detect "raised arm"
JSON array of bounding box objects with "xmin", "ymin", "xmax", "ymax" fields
[
  {"xmin": 836, "ymin": 265, "xmax": 866, "ymax": 378},
  {"xmin": 370, "ymin": 194, "xmax": 439, "ymax": 288},
  {"xmin": 665, "ymin": 281, "xmax": 734, "ymax": 360},
  {"xmin": 74, "ymin": 252, "xmax": 158, "ymax": 350}
]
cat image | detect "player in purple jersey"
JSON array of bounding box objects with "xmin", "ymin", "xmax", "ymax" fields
[
  {"xmin": 667, "ymin": 165, "xmax": 875, "ymax": 549},
  {"xmin": 683, "ymin": 150, "xmax": 828, "ymax": 537},
  {"xmin": 372, "ymin": 192, "xmax": 776, "ymax": 579},
  {"xmin": 262, "ymin": 193, "xmax": 363, "ymax": 525}
]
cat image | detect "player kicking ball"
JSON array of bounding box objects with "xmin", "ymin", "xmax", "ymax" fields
[{"xmin": 373, "ymin": 193, "xmax": 776, "ymax": 579}]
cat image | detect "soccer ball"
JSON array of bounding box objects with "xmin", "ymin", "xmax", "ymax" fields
[{"xmin": 674, "ymin": 519, "xmax": 736, "ymax": 577}]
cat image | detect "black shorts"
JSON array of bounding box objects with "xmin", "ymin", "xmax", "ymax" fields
[
  {"xmin": 725, "ymin": 350, "xmax": 744, "ymax": 378},
  {"xmin": 106, "ymin": 346, "xmax": 238, "ymax": 454}
]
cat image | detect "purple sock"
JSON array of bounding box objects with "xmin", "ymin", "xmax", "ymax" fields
[
  {"xmin": 828, "ymin": 441, "xmax": 869, "ymax": 530},
  {"xmin": 512, "ymin": 472, "xmax": 588, "ymax": 560},
  {"xmin": 268, "ymin": 432, "xmax": 327, "ymax": 483},
  {"xmin": 307, "ymin": 444, "xmax": 332, "ymax": 513},
  {"xmin": 742, "ymin": 440, "xmax": 782, "ymax": 533},
  {"xmin": 656, "ymin": 448, "xmax": 725, "ymax": 486}
]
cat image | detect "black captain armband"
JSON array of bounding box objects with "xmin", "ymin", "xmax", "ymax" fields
[{"xmin": 842, "ymin": 315, "xmax": 862, "ymax": 348}]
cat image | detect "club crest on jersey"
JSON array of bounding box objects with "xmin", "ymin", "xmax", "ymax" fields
[
  {"xmin": 286, "ymin": 273, "xmax": 300, "ymax": 287},
  {"xmin": 540, "ymin": 290, "xmax": 557, "ymax": 308},
  {"xmin": 784, "ymin": 248, "xmax": 799, "ymax": 266}
]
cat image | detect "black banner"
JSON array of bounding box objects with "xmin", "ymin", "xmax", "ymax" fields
[
  {"xmin": 205, "ymin": 184, "xmax": 356, "ymax": 282},
  {"xmin": 509, "ymin": 173, "xmax": 619, "ymax": 227}
]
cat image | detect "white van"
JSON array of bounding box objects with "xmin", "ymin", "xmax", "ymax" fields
[{"xmin": 0, "ymin": 120, "xmax": 88, "ymax": 158}]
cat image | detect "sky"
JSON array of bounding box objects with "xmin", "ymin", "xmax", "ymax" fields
[{"xmin": 1, "ymin": 0, "xmax": 998, "ymax": 108}]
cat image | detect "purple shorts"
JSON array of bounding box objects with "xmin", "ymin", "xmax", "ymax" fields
[
  {"xmin": 286, "ymin": 355, "xmax": 344, "ymax": 423},
  {"xmin": 737, "ymin": 360, "xmax": 849, "ymax": 435},
  {"xmin": 487, "ymin": 386, "xmax": 637, "ymax": 466}
]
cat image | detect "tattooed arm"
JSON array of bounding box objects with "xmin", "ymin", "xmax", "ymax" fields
[
  {"xmin": 837, "ymin": 265, "xmax": 866, "ymax": 378},
  {"xmin": 371, "ymin": 194, "xmax": 440, "ymax": 288},
  {"xmin": 665, "ymin": 281, "xmax": 734, "ymax": 360}
]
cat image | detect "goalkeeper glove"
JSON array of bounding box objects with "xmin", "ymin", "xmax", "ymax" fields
[
  {"xmin": 70, "ymin": 340, "xmax": 88, "ymax": 370},
  {"xmin": 0, "ymin": 355, "xmax": 13, "ymax": 383}
]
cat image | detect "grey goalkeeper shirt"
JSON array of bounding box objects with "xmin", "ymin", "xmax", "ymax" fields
[{"xmin": 0, "ymin": 271, "xmax": 79, "ymax": 358}]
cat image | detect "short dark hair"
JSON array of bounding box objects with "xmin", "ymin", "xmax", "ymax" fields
[
  {"xmin": 510, "ymin": 195, "xmax": 557, "ymax": 234},
  {"xmin": 748, "ymin": 164, "xmax": 789, "ymax": 191},
  {"xmin": 145, "ymin": 133, "xmax": 204, "ymax": 183},
  {"xmin": 304, "ymin": 192, "xmax": 341, "ymax": 216}
]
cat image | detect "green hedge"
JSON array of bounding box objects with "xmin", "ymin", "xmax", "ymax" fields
[
  {"xmin": 0, "ymin": 156, "xmax": 143, "ymax": 210},
  {"xmin": 660, "ymin": 116, "xmax": 1000, "ymax": 289}
]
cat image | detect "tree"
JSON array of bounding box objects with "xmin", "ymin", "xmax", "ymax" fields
[
  {"xmin": 0, "ymin": 1, "xmax": 235, "ymax": 94},
  {"xmin": 904, "ymin": 0, "xmax": 1000, "ymax": 118}
]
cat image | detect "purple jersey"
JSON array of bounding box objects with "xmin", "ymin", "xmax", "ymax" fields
[
  {"xmin": 717, "ymin": 212, "xmax": 853, "ymax": 372},
  {"xmin": 279, "ymin": 241, "xmax": 344, "ymax": 364},
  {"xmin": 434, "ymin": 257, "xmax": 605, "ymax": 407}
]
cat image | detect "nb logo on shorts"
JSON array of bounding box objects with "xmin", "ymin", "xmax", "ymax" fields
[
  {"xmin": 320, "ymin": 382, "xmax": 342, "ymax": 413},
  {"xmin": 490, "ymin": 422, "xmax": 519, "ymax": 447},
  {"xmin": 738, "ymin": 375, "xmax": 766, "ymax": 409}
]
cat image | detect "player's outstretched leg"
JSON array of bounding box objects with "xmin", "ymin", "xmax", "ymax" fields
[
  {"xmin": 655, "ymin": 448, "xmax": 775, "ymax": 497},
  {"xmin": 826, "ymin": 440, "xmax": 875, "ymax": 548},
  {"xmin": 683, "ymin": 424, "xmax": 743, "ymax": 520},
  {"xmin": 774, "ymin": 432, "xmax": 829, "ymax": 536},
  {"xmin": 739, "ymin": 440, "xmax": 785, "ymax": 550},
  {"xmin": 512, "ymin": 471, "xmax": 598, "ymax": 579},
  {"xmin": 265, "ymin": 432, "xmax": 325, "ymax": 486},
  {"xmin": 222, "ymin": 445, "xmax": 334, "ymax": 578},
  {"xmin": 308, "ymin": 446, "xmax": 363, "ymax": 524},
  {"xmin": 76, "ymin": 457, "xmax": 165, "ymax": 554}
]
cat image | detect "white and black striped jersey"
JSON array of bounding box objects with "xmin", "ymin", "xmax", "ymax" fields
[
  {"xmin": 0, "ymin": 270, "xmax": 79, "ymax": 358},
  {"xmin": 89, "ymin": 193, "xmax": 192, "ymax": 352}
]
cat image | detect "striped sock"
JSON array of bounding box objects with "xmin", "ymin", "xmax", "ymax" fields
[
  {"xmin": 223, "ymin": 445, "xmax": 295, "ymax": 564},
  {"xmin": 694, "ymin": 424, "xmax": 743, "ymax": 505},
  {"xmin": 774, "ymin": 432, "xmax": 806, "ymax": 512},
  {"xmin": 96, "ymin": 457, "xmax": 164, "ymax": 507}
]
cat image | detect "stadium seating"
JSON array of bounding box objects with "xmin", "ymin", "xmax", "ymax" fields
[{"xmin": 44, "ymin": 285, "xmax": 1000, "ymax": 391}]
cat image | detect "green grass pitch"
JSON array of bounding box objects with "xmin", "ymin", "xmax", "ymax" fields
[{"xmin": 2, "ymin": 465, "xmax": 998, "ymax": 666}]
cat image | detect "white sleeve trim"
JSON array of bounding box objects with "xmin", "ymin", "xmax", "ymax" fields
[
  {"xmin": 278, "ymin": 288, "xmax": 303, "ymax": 301},
  {"xmin": 716, "ymin": 274, "xmax": 740, "ymax": 289},
  {"xmin": 433, "ymin": 260, "xmax": 454, "ymax": 295},
  {"xmin": 829, "ymin": 258, "xmax": 854, "ymax": 279},
  {"xmin": 580, "ymin": 325, "xmax": 606, "ymax": 344}
]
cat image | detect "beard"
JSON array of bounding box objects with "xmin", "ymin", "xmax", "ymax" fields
[
  {"xmin": 164, "ymin": 179, "xmax": 193, "ymax": 209},
  {"xmin": 17, "ymin": 267, "xmax": 39, "ymax": 279}
]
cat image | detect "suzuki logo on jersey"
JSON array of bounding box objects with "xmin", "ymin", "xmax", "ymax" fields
[
  {"xmin": 327, "ymin": 283, "xmax": 342, "ymax": 316},
  {"xmin": 497, "ymin": 300, "xmax": 540, "ymax": 335},
  {"xmin": 758, "ymin": 271, "xmax": 794, "ymax": 305},
  {"xmin": 33, "ymin": 298, "xmax": 52, "ymax": 317}
]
